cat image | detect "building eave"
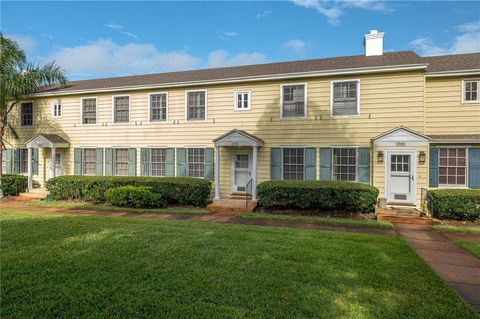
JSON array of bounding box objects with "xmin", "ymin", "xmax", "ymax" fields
[{"xmin": 424, "ymin": 69, "xmax": 480, "ymax": 77}]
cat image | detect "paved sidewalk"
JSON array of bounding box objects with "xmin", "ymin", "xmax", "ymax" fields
[{"xmin": 395, "ymin": 223, "xmax": 480, "ymax": 312}]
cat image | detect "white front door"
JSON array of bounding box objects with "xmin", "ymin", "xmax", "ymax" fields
[
  {"xmin": 386, "ymin": 150, "xmax": 416, "ymax": 204},
  {"xmin": 54, "ymin": 153, "xmax": 64, "ymax": 177},
  {"xmin": 231, "ymin": 152, "xmax": 252, "ymax": 193}
]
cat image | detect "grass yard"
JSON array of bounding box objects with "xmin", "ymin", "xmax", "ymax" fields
[
  {"xmin": 22, "ymin": 200, "xmax": 209, "ymax": 215},
  {"xmin": 237, "ymin": 212, "xmax": 394, "ymax": 229},
  {"xmin": 432, "ymin": 225, "xmax": 480, "ymax": 235},
  {"xmin": 1, "ymin": 209, "xmax": 477, "ymax": 318},
  {"xmin": 454, "ymin": 240, "xmax": 480, "ymax": 259}
]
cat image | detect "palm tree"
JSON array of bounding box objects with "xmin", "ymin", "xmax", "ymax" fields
[{"xmin": 0, "ymin": 33, "xmax": 67, "ymax": 197}]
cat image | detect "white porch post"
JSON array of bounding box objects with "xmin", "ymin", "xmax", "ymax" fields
[
  {"xmin": 27, "ymin": 147, "xmax": 33, "ymax": 190},
  {"xmin": 252, "ymin": 146, "xmax": 258, "ymax": 201},
  {"xmin": 50, "ymin": 147, "xmax": 56, "ymax": 179},
  {"xmin": 214, "ymin": 145, "xmax": 220, "ymax": 200}
]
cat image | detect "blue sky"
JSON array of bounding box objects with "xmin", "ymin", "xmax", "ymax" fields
[{"xmin": 2, "ymin": 1, "xmax": 479, "ymax": 80}]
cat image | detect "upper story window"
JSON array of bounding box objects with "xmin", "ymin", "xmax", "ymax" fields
[
  {"xmin": 186, "ymin": 91, "xmax": 206, "ymax": 121},
  {"xmin": 235, "ymin": 91, "xmax": 251, "ymax": 111},
  {"xmin": 463, "ymin": 80, "xmax": 479, "ymax": 103},
  {"xmin": 52, "ymin": 102, "xmax": 62, "ymax": 118},
  {"xmin": 283, "ymin": 148, "xmax": 304, "ymax": 180},
  {"xmin": 114, "ymin": 148, "xmax": 129, "ymax": 176},
  {"xmin": 331, "ymin": 80, "xmax": 360, "ymax": 116},
  {"xmin": 82, "ymin": 148, "xmax": 96, "ymax": 176},
  {"xmin": 150, "ymin": 148, "xmax": 167, "ymax": 177},
  {"xmin": 149, "ymin": 93, "xmax": 167, "ymax": 122},
  {"xmin": 82, "ymin": 98, "xmax": 97, "ymax": 124},
  {"xmin": 20, "ymin": 102, "xmax": 33, "ymax": 126},
  {"xmin": 281, "ymin": 84, "xmax": 306, "ymax": 118},
  {"xmin": 333, "ymin": 148, "xmax": 357, "ymax": 181},
  {"xmin": 439, "ymin": 148, "xmax": 467, "ymax": 186},
  {"xmin": 113, "ymin": 96, "xmax": 130, "ymax": 123},
  {"xmin": 187, "ymin": 148, "xmax": 205, "ymax": 178}
]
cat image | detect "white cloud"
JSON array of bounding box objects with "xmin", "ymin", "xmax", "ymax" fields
[
  {"xmin": 292, "ymin": 0, "xmax": 391, "ymax": 25},
  {"xmin": 256, "ymin": 10, "xmax": 273, "ymax": 18},
  {"xmin": 217, "ymin": 30, "xmax": 238, "ymax": 40},
  {"xmin": 6, "ymin": 34, "xmax": 36, "ymax": 52},
  {"xmin": 45, "ymin": 38, "xmax": 199, "ymax": 78},
  {"xmin": 283, "ymin": 39, "xmax": 308, "ymax": 55},
  {"xmin": 206, "ymin": 50, "xmax": 268, "ymax": 68},
  {"xmin": 105, "ymin": 22, "xmax": 138, "ymax": 39},
  {"xmin": 410, "ymin": 20, "xmax": 480, "ymax": 56}
]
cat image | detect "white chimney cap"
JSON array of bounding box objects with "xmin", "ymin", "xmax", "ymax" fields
[{"xmin": 364, "ymin": 30, "xmax": 384, "ymax": 56}]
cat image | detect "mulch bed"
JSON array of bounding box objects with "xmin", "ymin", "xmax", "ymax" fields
[{"xmin": 255, "ymin": 208, "xmax": 376, "ymax": 220}]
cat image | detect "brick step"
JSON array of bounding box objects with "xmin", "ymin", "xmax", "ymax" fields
[
  {"xmin": 377, "ymin": 214, "xmax": 434, "ymax": 225},
  {"xmin": 207, "ymin": 201, "xmax": 257, "ymax": 213},
  {"xmin": 229, "ymin": 194, "xmax": 252, "ymax": 200}
]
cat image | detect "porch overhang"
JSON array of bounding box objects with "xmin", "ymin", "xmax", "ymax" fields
[
  {"xmin": 213, "ymin": 129, "xmax": 264, "ymax": 147},
  {"xmin": 26, "ymin": 133, "xmax": 70, "ymax": 149},
  {"xmin": 372, "ymin": 126, "xmax": 430, "ymax": 147}
]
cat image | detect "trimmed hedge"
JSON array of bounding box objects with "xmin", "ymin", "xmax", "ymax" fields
[
  {"xmin": 105, "ymin": 186, "xmax": 167, "ymax": 208},
  {"xmin": 1, "ymin": 174, "xmax": 28, "ymax": 196},
  {"xmin": 429, "ymin": 189, "xmax": 480, "ymax": 221},
  {"xmin": 46, "ymin": 176, "xmax": 211, "ymax": 206},
  {"xmin": 257, "ymin": 180, "xmax": 379, "ymax": 213}
]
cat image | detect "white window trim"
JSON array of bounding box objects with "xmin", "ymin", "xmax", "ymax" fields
[
  {"xmin": 330, "ymin": 79, "xmax": 361, "ymax": 118},
  {"xmin": 280, "ymin": 83, "xmax": 308, "ymax": 120},
  {"xmin": 234, "ymin": 90, "xmax": 252, "ymax": 111},
  {"xmin": 80, "ymin": 97, "xmax": 98, "ymax": 126},
  {"xmin": 148, "ymin": 92, "xmax": 169, "ymax": 123},
  {"xmin": 281, "ymin": 147, "xmax": 306, "ymax": 180},
  {"xmin": 185, "ymin": 90, "xmax": 208, "ymax": 122},
  {"xmin": 461, "ymin": 79, "xmax": 480, "ymax": 104},
  {"xmin": 19, "ymin": 101, "xmax": 34, "ymax": 127},
  {"xmin": 112, "ymin": 95, "xmax": 131, "ymax": 124},
  {"xmin": 81, "ymin": 148, "xmax": 97, "ymax": 176},
  {"xmin": 51, "ymin": 102, "xmax": 62, "ymax": 119},
  {"xmin": 437, "ymin": 146, "xmax": 469, "ymax": 188},
  {"xmin": 149, "ymin": 147, "xmax": 168, "ymax": 177},
  {"xmin": 331, "ymin": 146, "xmax": 359, "ymax": 182},
  {"xmin": 186, "ymin": 147, "xmax": 206, "ymax": 178}
]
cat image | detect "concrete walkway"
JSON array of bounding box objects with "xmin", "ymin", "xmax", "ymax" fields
[{"xmin": 395, "ymin": 223, "xmax": 480, "ymax": 312}]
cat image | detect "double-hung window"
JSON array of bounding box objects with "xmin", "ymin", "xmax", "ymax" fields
[
  {"xmin": 20, "ymin": 102, "xmax": 33, "ymax": 126},
  {"xmin": 439, "ymin": 148, "xmax": 467, "ymax": 186},
  {"xmin": 52, "ymin": 102, "xmax": 62, "ymax": 118},
  {"xmin": 82, "ymin": 148, "xmax": 96, "ymax": 176},
  {"xmin": 281, "ymin": 84, "xmax": 306, "ymax": 118},
  {"xmin": 463, "ymin": 80, "xmax": 479, "ymax": 103},
  {"xmin": 333, "ymin": 148, "xmax": 357, "ymax": 181},
  {"xmin": 150, "ymin": 93, "xmax": 167, "ymax": 122},
  {"xmin": 283, "ymin": 148, "xmax": 304, "ymax": 180},
  {"xmin": 114, "ymin": 148, "xmax": 129, "ymax": 176},
  {"xmin": 113, "ymin": 96, "xmax": 130, "ymax": 123},
  {"xmin": 82, "ymin": 98, "xmax": 97, "ymax": 124},
  {"xmin": 235, "ymin": 91, "xmax": 251, "ymax": 110},
  {"xmin": 187, "ymin": 148, "xmax": 205, "ymax": 178},
  {"xmin": 150, "ymin": 148, "xmax": 167, "ymax": 177},
  {"xmin": 19, "ymin": 149, "xmax": 28, "ymax": 174},
  {"xmin": 186, "ymin": 91, "xmax": 206, "ymax": 121},
  {"xmin": 331, "ymin": 80, "xmax": 360, "ymax": 116}
]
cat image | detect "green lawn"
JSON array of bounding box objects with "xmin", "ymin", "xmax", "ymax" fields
[
  {"xmin": 22, "ymin": 200, "xmax": 208, "ymax": 215},
  {"xmin": 237, "ymin": 212, "xmax": 394, "ymax": 229},
  {"xmin": 455, "ymin": 240, "xmax": 480, "ymax": 259},
  {"xmin": 432, "ymin": 225, "xmax": 480, "ymax": 235},
  {"xmin": 1, "ymin": 209, "xmax": 477, "ymax": 318}
]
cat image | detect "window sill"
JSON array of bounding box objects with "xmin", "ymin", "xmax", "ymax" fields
[
  {"xmin": 280, "ymin": 116, "xmax": 307, "ymax": 120},
  {"xmin": 330, "ymin": 114, "xmax": 360, "ymax": 118}
]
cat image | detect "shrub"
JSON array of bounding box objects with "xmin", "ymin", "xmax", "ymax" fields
[
  {"xmin": 105, "ymin": 186, "xmax": 166, "ymax": 208},
  {"xmin": 46, "ymin": 176, "xmax": 211, "ymax": 206},
  {"xmin": 257, "ymin": 180, "xmax": 379, "ymax": 213},
  {"xmin": 428, "ymin": 189, "xmax": 480, "ymax": 221},
  {"xmin": 1, "ymin": 174, "xmax": 28, "ymax": 196}
]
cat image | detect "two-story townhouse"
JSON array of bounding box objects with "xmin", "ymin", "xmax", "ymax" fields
[{"xmin": 3, "ymin": 30, "xmax": 479, "ymax": 209}]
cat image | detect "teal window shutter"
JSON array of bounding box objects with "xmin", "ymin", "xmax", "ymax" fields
[
  {"xmin": 469, "ymin": 148, "xmax": 480, "ymax": 188},
  {"xmin": 5, "ymin": 149, "xmax": 13, "ymax": 174},
  {"xmin": 128, "ymin": 148, "xmax": 137, "ymax": 176},
  {"xmin": 13, "ymin": 149, "xmax": 20, "ymax": 173},
  {"xmin": 104, "ymin": 148, "xmax": 113, "ymax": 176},
  {"xmin": 429, "ymin": 148, "xmax": 439, "ymax": 187},
  {"xmin": 270, "ymin": 148, "xmax": 282, "ymax": 180},
  {"xmin": 357, "ymin": 147, "xmax": 370, "ymax": 184},
  {"xmin": 95, "ymin": 148, "xmax": 103, "ymax": 176},
  {"xmin": 177, "ymin": 148, "xmax": 186, "ymax": 177},
  {"xmin": 204, "ymin": 148, "xmax": 214, "ymax": 180},
  {"xmin": 140, "ymin": 148, "xmax": 150, "ymax": 176},
  {"xmin": 166, "ymin": 148, "xmax": 175, "ymax": 177},
  {"xmin": 304, "ymin": 148, "xmax": 316, "ymax": 180},
  {"xmin": 320, "ymin": 148, "xmax": 332, "ymax": 180},
  {"xmin": 74, "ymin": 148, "xmax": 82, "ymax": 175},
  {"xmin": 32, "ymin": 148, "xmax": 39, "ymax": 175}
]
